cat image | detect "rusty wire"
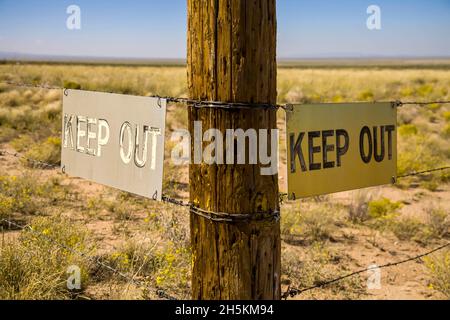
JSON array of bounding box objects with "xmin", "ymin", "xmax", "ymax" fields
[
  {"xmin": 4, "ymin": 80, "xmax": 450, "ymax": 111},
  {"xmin": 0, "ymin": 218, "xmax": 178, "ymax": 300},
  {"xmin": 2, "ymin": 80, "xmax": 450, "ymax": 298}
]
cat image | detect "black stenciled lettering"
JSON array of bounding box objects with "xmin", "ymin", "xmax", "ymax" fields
[
  {"xmin": 290, "ymin": 133, "xmax": 307, "ymax": 173},
  {"xmin": 385, "ymin": 125, "xmax": 395, "ymax": 160},
  {"xmin": 360, "ymin": 126, "xmax": 372, "ymax": 164},
  {"xmin": 336, "ymin": 129, "xmax": 349, "ymax": 167},
  {"xmin": 322, "ymin": 130, "xmax": 335, "ymax": 169},
  {"xmin": 373, "ymin": 126, "xmax": 385, "ymax": 162},
  {"xmin": 308, "ymin": 131, "xmax": 321, "ymax": 171}
]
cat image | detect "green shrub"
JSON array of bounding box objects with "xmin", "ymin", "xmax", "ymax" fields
[
  {"xmin": 416, "ymin": 84, "xmax": 433, "ymax": 97},
  {"xmin": 104, "ymin": 240, "xmax": 190, "ymax": 298},
  {"xmin": 397, "ymin": 135, "xmax": 447, "ymax": 183},
  {"xmin": 0, "ymin": 216, "xmax": 92, "ymax": 299},
  {"xmin": 368, "ymin": 198, "xmax": 402, "ymax": 220},
  {"xmin": 443, "ymin": 111, "xmax": 450, "ymax": 122},
  {"xmin": 365, "ymin": 198, "xmax": 403, "ymax": 231},
  {"xmin": 0, "ymin": 194, "xmax": 14, "ymax": 219},
  {"xmin": 23, "ymin": 136, "xmax": 61, "ymax": 167},
  {"xmin": 107, "ymin": 239, "xmax": 163, "ymax": 276},
  {"xmin": 375, "ymin": 207, "xmax": 448, "ymax": 244},
  {"xmin": 400, "ymin": 87, "xmax": 414, "ymax": 97},
  {"xmin": 443, "ymin": 124, "xmax": 450, "ymax": 138},
  {"xmin": 390, "ymin": 217, "xmax": 424, "ymax": 241},
  {"xmin": 426, "ymin": 207, "xmax": 450, "ymax": 239},
  {"xmin": 63, "ymin": 81, "xmax": 81, "ymax": 90},
  {"xmin": 0, "ymin": 172, "xmax": 68, "ymax": 218},
  {"xmin": 4, "ymin": 90, "xmax": 25, "ymax": 107},
  {"xmin": 0, "ymin": 104, "xmax": 60, "ymax": 143},
  {"xmin": 0, "ymin": 174, "xmax": 42, "ymax": 216},
  {"xmin": 282, "ymin": 205, "xmax": 340, "ymax": 243},
  {"xmin": 11, "ymin": 135, "xmax": 35, "ymax": 152},
  {"xmin": 9, "ymin": 108, "xmax": 40, "ymax": 132},
  {"xmin": 398, "ymin": 124, "xmax": 418, "ymax": 137},
  {"xmin": 357, "ymin": 90, "xmax": 374, "ymax": 101},
  {"xmin": 153, "ymin": 245, "xmax": 190, "ymax": 292},
  {"xmin": 427, "ymin": 103, "xmax": 441, "ymax": 112},
  {"xmin": 0, "ymin": 126, "xmax": 16, "ymax": 143},
  {"xmin": 332, "ymin": 95, "xmax": 344, "ymax": 103},
  {"xmin": 424, "ymin": 250, "xmax": 450, "ymax": 298}
]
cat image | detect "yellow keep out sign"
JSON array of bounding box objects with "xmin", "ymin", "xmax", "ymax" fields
[{"xmin": 286, "ymin": 102, "xmax": 397, "ymax": 199}]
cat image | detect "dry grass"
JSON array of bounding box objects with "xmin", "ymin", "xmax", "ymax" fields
[
  {"xmin": 424, "ymin": 250, "xmax": 450, "ymax": 298},
  {"xmin": 0, "ymin": 216, "xmax": 92, "ymax": 299},
  {"xmin": 0, "ymin": 62, "xmax": 449, "ymax": 300}
]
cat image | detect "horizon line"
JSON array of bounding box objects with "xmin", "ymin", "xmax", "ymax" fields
[{"xmin": 2, "ymin": 51, "xmax": 450, "ymax": 62}]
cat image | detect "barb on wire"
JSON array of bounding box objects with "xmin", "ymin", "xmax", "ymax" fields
[
  {"xmin": 1, "ymin": 80, "xmax": 290, "ymax": 110},
  {"xmin": 162, "ymin": 195, "xmax": 280, "ymax": 223},
  {"xmin": 1, "ymin": 150, "xmax": 449, "ymax": 298},
  {"xmin": 397, "ymin": 100, "xmax": 450, "ymax": 107},
  {"xmin": 397, "ymin": 166, "xmax": 450, "ymax": 178},
  {"xmin": 282, "ymin": 241, "xmax": 450, "ymax": 299},
  {"xmin": 166, "ymin": 96, "xmax": 292, "ymax": 111},
  {"xmin": 4, "ymin": 79, "xmax": 450, "ymax": 110},
  {"xmin": 190, "ymin": 206, "xmax": 280, "ymax": 223},
  {"xmin": 161, "ymin": 195, "xmax": 190, "ymax": 207},
  {"xmin": 0, "ymin": 218, "xmax": 178, "ymax": 300},
  {"xmin": 0, "ymin": 149, "xmax": 60, "ymax": 170},
  {"xmin": 2, "ymin": 149, "xmax": 450, "ymax": 208}
]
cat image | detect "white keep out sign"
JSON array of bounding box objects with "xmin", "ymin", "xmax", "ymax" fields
[{"xmin": 62, "ymin": 89, "xmax": 166, "ymax": 200}]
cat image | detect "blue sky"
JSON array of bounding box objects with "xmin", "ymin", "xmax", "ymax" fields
[{"xmin": 0, "ymin": 0, "xmax": 449, "ymax": 59}]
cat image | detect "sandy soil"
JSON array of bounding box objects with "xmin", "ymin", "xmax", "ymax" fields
[{"xmin": 1, "ymin": 140, "xmax": 448, "ymax": 300}]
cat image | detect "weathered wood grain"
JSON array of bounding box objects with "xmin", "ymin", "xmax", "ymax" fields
[{"xmin": 187, "ymin": 0, "xmax": 280, "ymax": 300}]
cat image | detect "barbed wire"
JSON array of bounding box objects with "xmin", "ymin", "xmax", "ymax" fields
[
  {"xmin": 397, "ymin": 100, "xmax": 450, "ymax": 106},
  {"xmin": 0, "ymin": 149, "xmax": 60, "ymax": 169},
  {"xmin": 4, "ymin": 210, "xmax": 449, "ymax": 301},
  {"xmin": 1, "ymin": 149, "xmax": 449, "ymax": 208},
  {"xmin": 2, "ymin": 79, "xmax": 450, "ymax": 299},
  {"xmin": 397, "ymin": 166, "xmax": 450, "ymax": 178},
  {"xmin": 190, "ymin": 206, "xmax": 280, "ymax": 223},
  {"xmin": 0, "ymin": 149, "xmax": 279, "ymax": 223},
  {"xmin": 1, "ymin": 149, "xmax": 450, "ymax": 299},
  {"xmin": 0, "ymin": 80, "xmax": 290, "ymax": 110},
  {"xmin": 3, "ymin": 80, "xmax": 450, "ymax": 110},
  {"xmin": 282, "ymin": 241, "xmax": 450, "ymax": 299},
  {"xmin": 0, "ymin": 217, "xmax": 178, "ymax": 300},
  {"xmin": 161, "ymin": 195, "xmax": 191, "ymax": 207}
]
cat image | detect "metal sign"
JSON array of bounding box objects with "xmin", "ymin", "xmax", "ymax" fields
[
  {"xmin": 62, "ymin": 89, "xmax": 166, "ymax": 200},
  {"xmin": 286, "ymin": 102, "xmax": 397, "ymax": 199}
]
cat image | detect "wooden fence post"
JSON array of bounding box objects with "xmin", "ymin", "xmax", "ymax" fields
[{"xmin": 187, "ymin": 0, "xmax": 280, "ymax": 300}]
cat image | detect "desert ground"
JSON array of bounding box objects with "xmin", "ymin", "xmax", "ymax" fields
[{"xmin": 0, "ymin": 61, "xmax": 449, "ymax": 300}]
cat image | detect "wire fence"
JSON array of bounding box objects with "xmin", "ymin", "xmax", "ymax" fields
[
  {"xmin": 2, "ymin": 80, "xmax": 450, "ymax": 108},
  {"xmin": 397, "ymin": 100, "xmax": 450, "ymax": 106},
  {"xmin": 1, "ymin": 80, "xmax": 290, "ymax": 110},
  {"xmin": 1, "ymin": 148, "xmax": 449, "ymax": 208},
  {"xmin": 1, "ymin": 149, "xmax": 449, "ymax": 299},
  {"xmin": 1, "ymin": 79, "xmax": 450, "ymax": 300},
  {"xmin": 0, "ymin": 217, "xmax": 178, "ymax": 300},
  {"xmin": 397, "ymin": 166, "xmax": 450, "ymax": 178},
  {"xmin": 282, "ymin": 241, "xmax": 450, "ymax": 299}
]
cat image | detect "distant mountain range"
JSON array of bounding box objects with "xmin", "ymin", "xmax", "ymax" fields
[
  {"xmin": 0, "ymin": 52, "xmax": 187, "ymax": 65},
  {"xmin": 1, "ymin": 51, "xmax": 450, "ymax": 66}
]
